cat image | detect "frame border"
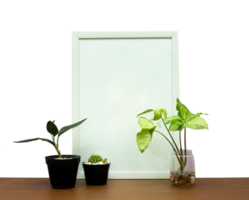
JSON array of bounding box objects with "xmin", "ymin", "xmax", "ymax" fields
[{"xmin": 70, "ymin": 29, "xmax": 180, "ymax": 179}]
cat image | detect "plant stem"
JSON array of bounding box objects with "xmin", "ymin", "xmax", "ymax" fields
[
  {"xmin": 184, "ymin": 128, "xmax": 186, "ymax": 153},
  {"xmin": 155, "ymin": 118, "xmax": 187, "ymax": 172},
  {"xmin": 56, "ymin": 136, "xmax": 61, "ymax": 158},
  {"xmin": 184, "ymin": 127, "xmax": 187, "ymax": 167},
  {"xmin": 161, "ymin": 118, "xmax": 181, "ymax": 156},
  {"xmin": 179, "ymin": 131, "xmax": 182, "ymax": 155},
  {"xmin": 173, "ymin": 129, "xmax": 187, "ymax": 173},
  {"xmin": 154, "ymin": 130, "xmax": 183, "ymax": 167},
  {"xmin": 180, "ymin": 131, "xmax": 183, "ymax": 162},
  {"xmin": 53, "ymin": 145, "xmax": 61, "ymax": 158}
]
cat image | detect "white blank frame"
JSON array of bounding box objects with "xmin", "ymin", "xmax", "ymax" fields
[{"xmin": 71, "ymin": 29, "xmax": 180, "ymax": 179}]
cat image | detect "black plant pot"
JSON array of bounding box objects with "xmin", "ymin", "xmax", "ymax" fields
[
  {"xmin": 45, "ymin": 155, "xmax": 80, "ymax": 189},
  {"xmin": 82, "ymin": 162, "xmax": 111, "ymax": 185}
]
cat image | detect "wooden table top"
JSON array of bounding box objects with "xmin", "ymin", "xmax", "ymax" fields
[{"xmin": 1, "ymin": 178, "xmax": 249, "ymax": 200}]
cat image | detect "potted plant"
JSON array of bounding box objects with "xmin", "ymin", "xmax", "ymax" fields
[
  {"xmin": 136, "ymin": 98, "xmax": 208, "ymax": 186},
  {"xmin": 82, "ymin": 154, "xmax": 110, "ymax": 185},
  {"xmin": 14, "ymin": 118, "xmax": 87, "ymax": 189}
]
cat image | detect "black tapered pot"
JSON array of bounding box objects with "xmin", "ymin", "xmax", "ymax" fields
[
  {"xmin": 82, "ymin": 162, "xmax": 111, "ymax": 185},
  {"xmin": 45, "ymin": 155, "xmax": 80, "ymax": 189}
]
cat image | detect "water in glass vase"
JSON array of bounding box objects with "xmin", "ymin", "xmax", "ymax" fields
[
  {"xmin": 170, "ymin": 171, "xmax": 195, "ymax": 186},
  {"xmin": 170, "ymin": 150, "xmax": 196, "ymax": 186}
]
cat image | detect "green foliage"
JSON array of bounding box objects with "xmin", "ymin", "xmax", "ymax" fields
[
  {"xmin": 165, "ymin": 116, "xmax": 184, "ymax": 131},
  {"xmin": 58, "ymin": 119, "xmax": 86, "ymax": 137},
  {"xmin": 52, "ymin": 117, "xmax": 57, "ymax": 123},
  {"xmin": 14, "ymin": 118, "xmax": 87, "ymax": 158},
  {"xmin": 138, "ymin": 117, "xmax": 155, "ymax": 130},
  {"xmin": 102, "ymin": 158, "xmax": 107, "ymax": 163},
  {"xmin": 88, "ymin": 154, "xmax": 103, "ymax": 163},
  {"xmin": 184, "ymin": 116, "xmax": 208, "ymax": 130},
  {"xmin": 176, "ymin": 98, "xmax": 194, "ymax": 122},
  {"xmin": 136, "ymin": 127, "xmax": 155, "ymax": 153},
  {"xmin": 137, "ymin": 108, "xmax": 167, "ymax": 120},
  {"xmin": 12, "ymin": 136, "xmax": 55, "ymax": 146},
  {"xmin": 136, "ymin": 98, "xmax": 208, "ymax": 154},
  {"xmin": 46, "ymin": 121, "xmax": 58, "ymax": 136}
]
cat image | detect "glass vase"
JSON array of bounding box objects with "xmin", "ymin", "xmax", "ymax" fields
[{"xmin": 170, "ymin": 149, "xmax": 195, "ymax": 186}]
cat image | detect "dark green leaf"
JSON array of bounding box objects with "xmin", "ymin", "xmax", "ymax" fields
[
  {"xmin": 57, "ymin": 118, "xmax": 87, "ymax": 137},
  {"xmin": 52, "ymin": 117, "xmax": 57, "ymax": 124},
  {"xmin": 46, "ymin": 120, "xmax": 59, "ymax": 137},
  {"xmin": 12, "ymin": 136, "xmax": 55, "ymax": 146}
]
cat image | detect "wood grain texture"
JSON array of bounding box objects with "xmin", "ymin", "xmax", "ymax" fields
[{"xmin": 1, "ymin": 178, "xmax": 249, "ymax": 200}]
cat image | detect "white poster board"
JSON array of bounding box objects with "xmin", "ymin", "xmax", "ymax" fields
[{"xmin": 72, "ymin": 32, "xmax": 179, "ymax": 179}]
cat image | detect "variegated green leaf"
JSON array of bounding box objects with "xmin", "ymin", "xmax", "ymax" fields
[
  {"xmin": 194, "ymin": 110, "xmax": 210, "ymax": 117},
  {"xmin": 156, "ymin": 122, "xmax": 161, "ymax": 128},
  {"xmin": 178, "ymin": 126, "xmax": 184, "ymax": 131},
  {"xmin": 204, "ymin": 111, "xmax": 210, "ymax": 117},
  {"xmin": 176, "ymin": 99, "xmax": 197, "ymax": 122},
  {"xmin": 169, "ymin": 123, "xmax": 180, "ymax": 131},
  {"xmin": 137, "ymin": 109, "xmax": 154, "ymax": 117},
  {"xmin": 158, "ymin": 108, "xmax": 167, "ymax": 119},
  {"xmin": 152, "ymin": 109, "xmax": 162, "ymax": 120},
  {"xmin": 167, "ymin": 115, "xmax": 185, "ymax": 131},
  {"xmin": 136, "ymin": 127, "xmax": 156, "ymax": 153},
  {"xmin": 164, "ymin": 115, "xmax": 181, "ymax": 124},
  {"xmin": 164, "ymin": 115, "xmax": 184, "ymax": 124},
  {"xmin": 184, "ymin": 116, "xmax": 209, "ymax": 132},
  {"xmin": 138, "ymin": 117, "xmax": 155, "ymax": 130}
]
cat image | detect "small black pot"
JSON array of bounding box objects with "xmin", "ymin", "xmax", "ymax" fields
[
  {"xmin": 82, "ymin": 162, "xmax": 111, "ymax": 185},
  {"xmin": 45, "ymin": 155, "xmax": 80, "ymax": 189}
]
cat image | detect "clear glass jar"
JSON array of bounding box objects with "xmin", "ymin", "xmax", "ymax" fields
[{"xmin": 170, "ymin": 149, "xmax": 195, "ymax": 186}]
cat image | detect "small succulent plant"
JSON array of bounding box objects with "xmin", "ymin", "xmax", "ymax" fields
[
  {"xmin": 88, "ymin": 154, "xmax": 107, "ymax": 163},
  {"xmin": 14, "ymin": 118, "xmax": 87, "ymax": 158}
]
